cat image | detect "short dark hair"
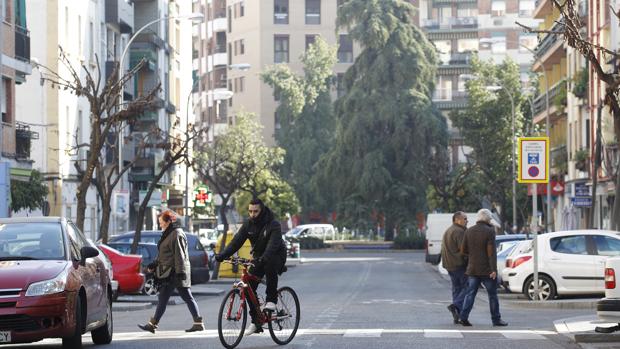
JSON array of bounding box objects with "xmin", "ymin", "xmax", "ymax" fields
[
  {"xmin": 249, "ymin": 198, "xmax": 264, "ymax": 208},
  {"xmin": 452, "ymin": 211, "xmax": 465, "ymax": 223}
]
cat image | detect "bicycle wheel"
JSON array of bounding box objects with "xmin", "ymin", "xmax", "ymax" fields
[
  {"xmin": 268, "ymin": 286, "xmax": 300, "ymax": 345},
  {"xmin": 218, "ymin": 289, "xmax": 247, "ymax": 349}
]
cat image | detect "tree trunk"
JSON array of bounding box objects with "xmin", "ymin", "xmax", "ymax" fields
[
  {"xmin": 99, "ymin": 194, "xmax": 112, "ymax": 244},
  {"xmin": 75, "ymin": 179, "xmax": 90, "ymax": 232},
  {"xmin": 590, "ymin": 104, "xmax": 603, "ymax": 228},
  {"xmin": 612, "ymin": 162, "xmax": 620, "ymax": 231},
  {"xmin": 211, "ymin": 194, "xmax": 230, "ymax": 280}
]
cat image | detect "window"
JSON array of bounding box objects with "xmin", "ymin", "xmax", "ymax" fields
[
  {"xmin": 228, "ymin": 6, "xmax": 232, "ymax": 32},
  {"xmin": 550, "ymin": 235, "xmax": 588, "ymax": 255},
  {"xmin": 64, "ymin": 7, "xmax": 69, "ymax": 43},
  {"xmin": 89, "ymin": 21, "xmax": 94, "ymax": 62},
  {"xmin": 337, "ymin": 34, "xmax": 353, "ymax": 63},
  {"xmin": 274, "ymin": 35, "xmax": 289, "ymax": 63},
  {"xmin": 239, "ymin": 76, "xmax": 245, "ymax": 92},
  {"xmin": 274, "ymin": 0, "xmax": 289, "ymax": 24},
  {"xmin": 336, "ymin": 73, "xmax": 345, "ymax": 98},
  {"xmin": 491, "ymin": 33, "xmax": 506, "ymax": 53},
  {"xmin": 457, "ymin": 38, "xmax": 478, "ymax": 52},
  {"xmin": 78, "ymin": 15, "xmax": 82, "ymax": 55},
  {"xmin": 240, "ymin": 1, "xmax": 245, "ymax": 16},
  {"xmin": 239, "ymin": 39, "xmax": 245, "ymax": 54},
  {"xmin": 306, "ymin": 34, "xmax": 317, "ymax": 51},
  {"xmin": 2, "ymin": 0, "xmax": 9, "ymax": 21},
  {"xmin": 491, "ymin": 0, "xmax": 506, "ymax": 16},
  {"xmin": 306, "ymin": 0, "xmax": 321, "ymax": 24},
  {"xmin": 593, "ymin": 235, "xmax": 620, "ymax": 256},
  {"xmin": 433, "ymin": 76, "xmax": 452, "ymax": 101},
  {"xmin": 433, "ymin": 40, "xmax": 451, "ymax": 65},
  {"xmin": 458, "ymin": 75, "xmax": 467, "ymax": 92},
  {"xmin": 519, "ymin": 0, "xmax": 535, "ymax": 16},
  {"xmin": 519, "ymin": 34, "xmax": 537, "ymax": 52},
  {"xmin": 275, "ymin": 112, "xmax": 281, "ymax": 130},
  {"xmin": 457, "ymin": 5, "xmax": 478, "ymax": 17},
  {"xmin": 0, "ymin": 78, "xmax": 9, "ymax": 123}
]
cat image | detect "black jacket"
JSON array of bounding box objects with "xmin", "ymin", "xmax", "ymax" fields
[{"xmin": 221, "ymin": 206, "xmax": 286, "ymax": 262}]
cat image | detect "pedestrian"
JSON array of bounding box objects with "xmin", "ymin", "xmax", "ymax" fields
[
  {"xmin": 440, "ymin": 211, "xmax": 468, "ymax": 324},
  {"xmin": 138, "ymin": 210, "xmax": 204, "ymax": 333},
  {"xmin": 458, "ymin": 208, "xmax": 508, "ymax": 327},
  {"xmin": 214, "ymin": 197, "xmax": 287, "ymax": 336}
]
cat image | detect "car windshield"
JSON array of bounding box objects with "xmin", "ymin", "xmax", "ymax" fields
[
  {"xmin": 287, "ymin": 227, "xmax": 302, "ymax": 236},
  {"xmin": 0, "ymin": 223, "xmax": 66, "ymax": 260}
]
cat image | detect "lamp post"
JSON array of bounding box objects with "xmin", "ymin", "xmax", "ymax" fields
[
  {"xmin": 116, "ymin": 12, "xmax": 204, "ymax": 189},
  {"xmin": 480, "ymin": 38, "xmax": 552, "ymax": 233},
  {"xmin": 486, "ymin": 85, "xmax": 517, "ymax": 233}
]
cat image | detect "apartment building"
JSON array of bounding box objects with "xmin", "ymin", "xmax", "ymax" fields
[
  {"xmin": 416, "ymin": 0, "xmax": 539, "ymax": 169},
  {"xmin": 1, "ymin": 0, "xmax": 32, "ymax": 218},
  {"xmin": 193, "ymin": 0, "xmax": 357, "ymax": 147}
]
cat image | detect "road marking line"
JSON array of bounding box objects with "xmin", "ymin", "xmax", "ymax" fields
[
  {"xmin": 300, "ymin": 257, "xmax": 390, "ymax": 262},
  {"xmin": 343, "ymin": 329, "xmax": 383, "ymax": 337},
  {"xmin": 501, "ymin": 331, "xmax": 547, "ymax": 340},
  {"xmin": 424, "ymin": 329, "xmax": 463, "ymax": 338}
]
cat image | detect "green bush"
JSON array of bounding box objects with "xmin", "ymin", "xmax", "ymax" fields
[
  {"xmin": 392, "ymin": 234, "xmax": 426, "ymax": 249},
  {"xmin": 291, "ymin": 236, "xmax": 325, "ymax": 250}
]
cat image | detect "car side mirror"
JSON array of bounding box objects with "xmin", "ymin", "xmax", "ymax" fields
[{"xmin": 80, "ymin": 246, "xmax": 99, "ymax": 265}]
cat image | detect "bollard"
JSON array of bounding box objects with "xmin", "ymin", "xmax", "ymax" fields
[{"xmin": 292, "ymin": 242, "xmax": 301, "ymax": 259}]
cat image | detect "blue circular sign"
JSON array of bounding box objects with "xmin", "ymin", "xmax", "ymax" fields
[{"xmin": 528, "ymin": 166, "xmax": 540, "ymax": 177}]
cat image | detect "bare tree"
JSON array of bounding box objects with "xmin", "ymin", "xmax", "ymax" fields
[
  {"xmin": 517, "ymin": 0, "xmax": 620, "ymax": 228},
  {"xmin": 36, "ymin": 47, "xmax": 159, "ymax": 232}
]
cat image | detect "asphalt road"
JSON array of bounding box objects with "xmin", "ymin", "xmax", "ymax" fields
[{"xmin": 7, "ymin": 250, "xmax": 593, "ymax": 349}]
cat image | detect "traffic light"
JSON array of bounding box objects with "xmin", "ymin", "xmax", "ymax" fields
[{"xmin": 193, "ymin": 185, "xmax": 212, "ymax": 207}]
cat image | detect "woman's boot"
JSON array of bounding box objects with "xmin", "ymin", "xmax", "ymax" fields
[
  {"xmin": 185, "ymin": 316, "xmax": 205, "ymax": 332},
  {"xmin": 138, "ymin": 317, "xmax": 158, "ymax": 333}
]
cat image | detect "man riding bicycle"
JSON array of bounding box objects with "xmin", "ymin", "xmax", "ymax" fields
[{"xmin": 215, "ymin": 198, "xmax": 287, "ymax": 335}]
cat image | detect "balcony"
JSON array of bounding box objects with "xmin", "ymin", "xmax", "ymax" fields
[
  {"xmin": 550, "ymin": 144, "xmax": 568, "ymax": 174},
  {"xmin": 210, "ymin": 17, "xmax": 227, "ymax": 32},
  {"xmin": 432, "ymin": 0, "xmax": 476, "ymax": 4},
  {"xmin": 422, "ymin": 17, "xmax": 478, "ymax": 31},
  {"xmin": 130, "ymin": 48, "xmax": 157, "ymax": 71},
  {"xmin": 533, "ymin": 21, "xmax": 565, "ymax": 69},
  {"xmin": 14, "ymin": 25, "xmax": 30, "ymax": 62},
  {"xmin": 15, "ymin": 124, "xmax": 38, "ymax": 161},
  {"xmin": 532, "ymin": 80, "xmax": 567, "ymax": 123},
  {"xmin": 104, "ymin": 0, "xmax": 134, "ymax": 34},
  {"xmin": 533, "ymin": 0, "xmax": 554, "ymax": 18}
]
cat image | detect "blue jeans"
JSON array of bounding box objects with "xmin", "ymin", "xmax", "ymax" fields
[
  {"xmin": 154, "ymin": 284, "xmax": 200, "ymax": 323},
  {"xmin": 448, "ymin": 267, "xmax": 467, "ymax": 312},
  {"xmin": 459, "ymin": 275, "xmax": 501, "ymax": 323}
]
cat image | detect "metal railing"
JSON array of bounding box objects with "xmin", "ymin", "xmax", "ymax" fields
[
  {"xmin": 422, "ymin": 16, "xmax": 478, "ymax": 30},
  {"xmin": 533, "ymin": 80, "xmax": 566, "ymax": 115},
  {"xmin": 534, "ymin": 21, "xmax": 564, "ymax": 59},
  {"xmin": 14, "ymin": 25, "xmax": 30, "ymax": 62}
]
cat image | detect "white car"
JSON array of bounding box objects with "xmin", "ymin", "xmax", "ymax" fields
[
  {"xmin": 597, "ymin": 256, "xmax": 620, "ymax": 323},
  {"xmin": 506, "ymin": 230, "xmax": 620, "ymax": 300}
]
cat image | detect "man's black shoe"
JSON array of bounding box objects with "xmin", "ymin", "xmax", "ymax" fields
[
  {"xmin": 447, "ymin": 304, "xmax": 459, "ymax": 324},
  {"xmin": 459, "ymin": 319, "xmax": 472, "ymax": 327},
  {"xmin": 493, "ymin": 320, "xmax": 508, "ymax": 327}
]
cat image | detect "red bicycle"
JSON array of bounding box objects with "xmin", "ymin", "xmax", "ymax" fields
[{"xmin": 217, "ymin": 257, "xmax": 300, "ymax": 349}]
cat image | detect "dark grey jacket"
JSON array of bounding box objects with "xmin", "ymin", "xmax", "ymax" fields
[
  {"xmin": 155, "ymin": 227, "xmax": 192, "ymax": 287},
  {"xmin": 440, "ymin": 223, "xmax": 467, "ymax": 271}
]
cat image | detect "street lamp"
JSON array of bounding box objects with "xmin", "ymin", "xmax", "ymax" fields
[
  {"xmin": 117, "ymin": 12, "xmax": 205, "ymax": 189},
  {"xmin": 480, "ymin": 37, "xmax": 552, "ymax": 233},
  {"xmin": 486, "ymin": 85, "xmax": 517, "ymax": 233}
]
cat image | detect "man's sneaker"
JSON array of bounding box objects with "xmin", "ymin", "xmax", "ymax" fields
[
  {"xmin": 245, "ymin": 323, "xmax": 263, "ymax": 336},
  {"xmin": 262, "ymin": 302, "xmax": 276, "ymax": 312}
]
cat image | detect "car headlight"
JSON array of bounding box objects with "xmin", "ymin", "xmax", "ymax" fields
[{"xmin": 25, "ymin": 267, "xmax": 69, "ymax": 297}]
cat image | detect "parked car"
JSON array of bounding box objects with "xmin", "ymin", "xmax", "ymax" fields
[
  {"xmin": 423, "ymin": 213, "xmax": 479, "ymax": 265},
  {"xmin": 501, "ymin": 240, "xmax": 534, "ymax": 290},
  {"xmin": 286, "ymin": 224, "xmax": 337, "ymax": 241},
  {"xmin": 506, "ymin": 230, "xmax": 620, "ymax": 300},
  {"xmin": 108, "ymin": 231, "xmax": 210, "ymax": 291},
  {"xmin": 0, "ymin": 217, "xmax": 113, "ymax": 348},
  {"xmin": 283, "ymin": 235, "xmax": 298, "ymax": 258},
  {"xmin": 596, "ymin": 256, "xmax": 620, "ymax": 324},
  {"xmin": 107, "ymin": 242, "xmax": 159, "ymax": 295},
  {"xmin": 98, "ymin": 244, "xmax": 145, "ymax": 297},
  {"xmin": 495, "ymin": 234, "xmax": 531, "ymax": 250}
]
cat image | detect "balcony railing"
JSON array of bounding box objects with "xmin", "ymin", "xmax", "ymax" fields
[
  {"xmin": 422, "ymin": 17, "xmax": 478, "ymax": 31},
  {"xmin": 533, "ymin": 79, "xmax": 566, "ymax": 115},
  {"xmin": 535, "ymin": 21, "xmax": 564, "ymax": 59},
  {"xmin": 15, "ymin": 123, "xmax": 38, "ymax": 160},
  {"xmin": 14, "ymin": 25, "xmax": 30, "ymax": 62}
]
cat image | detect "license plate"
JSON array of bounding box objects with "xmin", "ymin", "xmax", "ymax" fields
[{"xmin": 0, "ymin": 331, "xmax": 10, "ymax": 343}]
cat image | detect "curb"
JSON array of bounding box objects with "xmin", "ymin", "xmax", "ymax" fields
[
  {"xmin": 504, "ymin": 299, "xmax": 598, "ymax": 310},
  {"xmin": 553, "ymin": 315, "xmax": 620, "ymax": 344},
  {"xmin": 112, "ymin": 302, "xmax": 153, "ymax": 312}
]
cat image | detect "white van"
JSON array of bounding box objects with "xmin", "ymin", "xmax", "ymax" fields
[
  {"xmin": 425, "ymin": 212, "xmax": 478, "ymax": 265},
  {"xmin": 286, "ymin": 224, "xmax": 336, "ymax": 241}
]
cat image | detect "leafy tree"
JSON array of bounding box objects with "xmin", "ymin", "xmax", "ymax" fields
[
  {"xmin": 194, "ymin": 113, "xmax": 285, "ymax": 279},
  {"xmin": 319, "ymin": 0, "xmax": 446, "ymax": 239},
  {"xmin": 261, "ymin": 37, "xmax": 337, "ymax": 220},
  {"xmin": 10, "ymin": 170, "xmax": 48, "ymax": 213},
  {"xmin": 450, "ymin": 57, "xmax": 529, "ymax": 225},
  {"xmin": 235, "ymin": 169, "xmax": 300, "ymax": 222}
]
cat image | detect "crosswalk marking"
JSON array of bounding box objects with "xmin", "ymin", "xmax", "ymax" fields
[{"xmin": 6, "ymin": 328, "xmax": 557, "ymax": 346}]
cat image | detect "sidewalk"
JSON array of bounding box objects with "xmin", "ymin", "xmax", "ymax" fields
[
  {"xmin": 554, "ymin": 315, "xmax": 620, "ymax": 345},
  {"xmin": 113, "ymin": 284, "xmax": 225, "ymax": 312}
]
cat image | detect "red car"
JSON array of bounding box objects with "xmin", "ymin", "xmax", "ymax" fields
[
  {"xmin": 0, "ymin": 217, "xmax": 113, "ymax": 348},
  {"xmin": 98, "ymin": 244, "xmax": 145, "ymax": 297}
]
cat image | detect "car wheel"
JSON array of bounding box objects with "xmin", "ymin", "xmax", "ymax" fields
[
  {"xmin": 62, "ymin": 295, "xmax": 83, "ymax": 349},
  {"xmin": 91, "ymin": 294, "xmax": 113, "ymax": 344},
  {"xmin": 524, "ymin": 274, "xmax": 557, "ymax": 301},
  {"xmin": 143, "ymin": 276, "xmax": 158, "ymax": 296}
]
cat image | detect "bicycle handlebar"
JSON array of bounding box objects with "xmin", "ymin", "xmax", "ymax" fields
[{"xmin": 223, "ymin": 256, "xmax": 255, "ymax": 267}]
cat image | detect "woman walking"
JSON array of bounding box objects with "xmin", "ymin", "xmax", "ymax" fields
[{"xmin": 138, "ymin": 210, "xmax": 204, "ymax": 333}]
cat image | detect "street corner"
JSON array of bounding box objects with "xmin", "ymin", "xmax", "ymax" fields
[
  {"xmin": 500, "ymin": 294, "xmax": 599, "ymax": 310},
  {"xmin": 554, "ymin": 315, "xmax": 620, "ymax": 345}
]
